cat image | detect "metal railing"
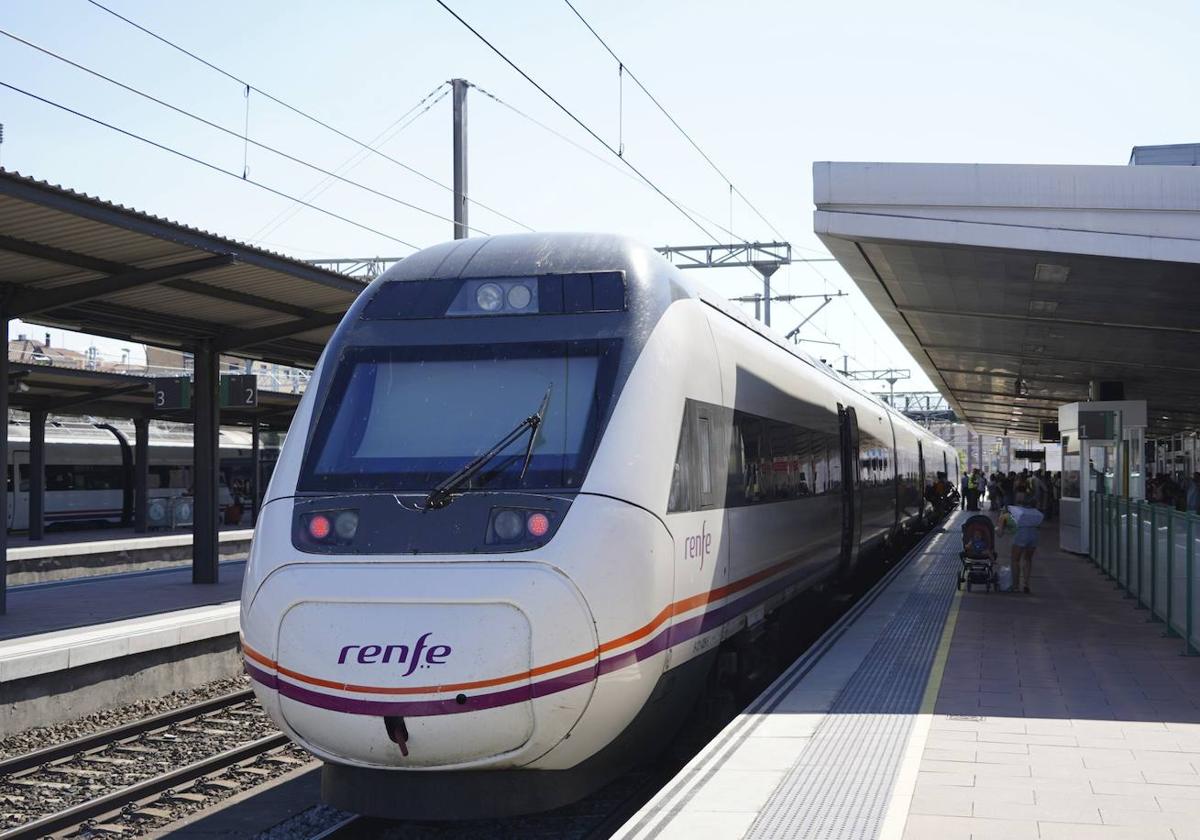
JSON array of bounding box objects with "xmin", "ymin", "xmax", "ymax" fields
[{"xmin": 1090, "ymin": 492, "xmax": 1199, "ymax": 655}]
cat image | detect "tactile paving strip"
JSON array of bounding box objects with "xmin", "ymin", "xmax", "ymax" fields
[{"xmin": 745, "ymin": 534, "xmax": 961, "ymax": 840}]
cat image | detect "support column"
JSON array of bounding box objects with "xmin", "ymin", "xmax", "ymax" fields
[
  {"xmin": 0, "ymin": 307, "xmax": 8, "ymax": 614},
  {"xmin": 192, "ymin": 339, "xmax": 219, "ymax": 584},
  {"xmin": 133, "ymin": 417, "xmax": 149, "ymax": 534},
  {"xmin": 452, "ymin": 78, "xmax": 469, "ymax": 240},
  {"xmin": 250, "ymin": 420, "xmax": 260, "ymax": 526},
  {"xmin": 28, "ymin": 408, "xmax": 45, "ymax": 540},
  {"xmin": 755, "ymin": 263, "xmax": 779, "ymax": 327}
]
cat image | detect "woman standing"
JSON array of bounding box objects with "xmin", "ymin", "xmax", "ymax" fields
[{"xmin": 1001, "ymin": 494, "xmax": 1045, "ymax": 593}]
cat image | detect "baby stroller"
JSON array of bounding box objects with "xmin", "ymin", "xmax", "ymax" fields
[{"xmin": 957, "ymin": 514, "xmax": 998, "ymax": 592}]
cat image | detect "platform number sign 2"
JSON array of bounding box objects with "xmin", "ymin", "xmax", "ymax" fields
[
  {"xmin": 220, "ymin": 374, "xmax": 258, "ymax": 408},
  {"xmin": 152, "ymin": 377, "xmax": 191, "ymax": 411}
]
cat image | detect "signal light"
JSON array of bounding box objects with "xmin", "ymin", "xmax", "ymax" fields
[
  {"xmin": 308, "ymin": 513, "xmax": 332, "ymax": 540},
  {"xmin": 527, "ymin": 512, "xmax": 550, "ymax": 538},
  {"xmin": 334, "ymin": 510, "xmax": 359, "ymax": 540}
]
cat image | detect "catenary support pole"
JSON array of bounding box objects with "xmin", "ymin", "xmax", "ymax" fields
[
  {"xmin": 756, "ymin": 263, "xmax": 779, "ymax": 327},
  {"xmin": 452, "ymin": 78, "xmax": 469, "ymax": 240},
  {"xmin": 192, "ymin": 340, "xmax": 219, "ymax": 584},
  {"xmin": 134, "ymin": 417, "xmax": 149, "ymax": 534},
  {"xmin": 28, "ymin": 408, "xmax": 45, "ymax": 540}
]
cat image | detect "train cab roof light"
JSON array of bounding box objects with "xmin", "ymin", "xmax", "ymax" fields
[{"xmin": 361, "ymin": 272, "xmax": 625, "ymax": 320}]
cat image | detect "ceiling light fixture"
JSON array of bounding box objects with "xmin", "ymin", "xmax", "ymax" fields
[{"xmin": 1034, "ymin": 263, "xmax": 1070, "ymax": 283}]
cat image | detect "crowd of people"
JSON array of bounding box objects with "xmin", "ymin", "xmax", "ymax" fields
[
  {"xmin": 956, "ymin": 467, "xmax": 1060, "ymax": 519},
  {"xmin": 1146, "ymin": 471, "xmax": 1200, "ymax": 513}
]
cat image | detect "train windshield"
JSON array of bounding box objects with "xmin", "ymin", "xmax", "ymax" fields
[{"xmin": 299, "ymin": 341, "xmax": 620, "ymax": 493}]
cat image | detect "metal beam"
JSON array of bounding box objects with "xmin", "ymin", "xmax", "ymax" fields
[
  {"xmin": 0, "ymin": 307, "xmax": 8, "ymax": 613},
  {"xmin": 28, "ymin": 409, "xmax": 45, "ymax": 541},
  {"xmin": 452, "ymin": 78, "xmax": 469, "ymax": 240},
  {"xmin": 656, "ymin": 242, "xmax": 793, "ymax": 270},
  {"xmin": 898, "ymin": 304, "xmax": 1200, "ymax": 336},
  {"xmin": 164, "ymin": 278, "xmax": 319, "ymax": 319},
  {"xmin": 9, "ymin": 254, "xmax": 236, "ymax": 317},
  {"xmin": 0, "ymin": 172, "xmax": 368, "ymax": 294},
  {"xmin": 0, "ymin": 233, "xmax": 124, "ymax": 274},
  {"xmin": 922, "ymin": 345, "xmax": 1200, "ymax": 376},
  {"xmin": 213, "ymin": 312, "xmax": 344, "ymax": 353},
  {"xmin": 37, "ymin": 382, "xmax": 151, "ymax": 412},
  {"xmin": 134, "ymin": 417, "xmax": 149, "ymax": 534},
  {"xmin": 193, "ymin": 339, "xmax": 219, "ymax": 584},
  {"xmin": 308, "ymin": 257, "xmax": 403, "ymax": 281}
]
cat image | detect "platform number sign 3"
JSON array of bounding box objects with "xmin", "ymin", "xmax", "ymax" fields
[
  {"xmin": 151, "ymin": 377, "xmax": 191, "ymax": 411},
  {"xmin": 220, "ymin": 374, "xmax": 258, "ymax": 408}
]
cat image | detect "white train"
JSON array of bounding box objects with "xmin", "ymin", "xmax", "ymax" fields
[
  {"xmin": 5, "ymin": 421, "xmax": 268, "ymax": 530},
  {"xmin": 239, "ymin": 234, "xmax": 957, "ymax": 818}
]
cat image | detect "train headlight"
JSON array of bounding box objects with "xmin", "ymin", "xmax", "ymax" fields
[
  {"xmin": 493, "ymin": 510, "xmax": 524, "ymax": 541},
  {"xmin": 506, "ymin": 283, "xmax": 533, "ymax": 310},
  {"xmin": 300, "ymin": 509, "xmax": 359, "ymax": 546},
  {"xmin": 334, "ymin": 510, "xmax": 359, "ymax": 540},
  {"xmin": 475, "ymin": 283, "xmax": 504, "ymax": 312},
  {"xmin": 487, "ymin": 507, "xmax": 556, "ymax": 544}
]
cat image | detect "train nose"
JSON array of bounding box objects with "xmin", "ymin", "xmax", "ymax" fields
[{"xmin": 243, "ymin": 561, "xmax": 598, "ymax": 769}]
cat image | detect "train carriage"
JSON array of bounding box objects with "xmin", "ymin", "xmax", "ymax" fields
[{"xmin": 239, "ymin": 233, "xmax": 956, "ymax": 818}]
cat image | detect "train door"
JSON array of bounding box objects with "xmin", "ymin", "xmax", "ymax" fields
[
  {"xmin": 838, "ymin": 404, "xmax": 862, "ymax": 575},
  {"xmin": 9, "ymin": 450, "xmax": 28, "ymax": 530},
  {"xmin": 918, "ymin": 441, "xmax": 927, "ymax": 522}
]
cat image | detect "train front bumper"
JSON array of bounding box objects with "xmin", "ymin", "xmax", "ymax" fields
[{"xmin": 241, "ymin": 560, "xmax": 598, "ymax": 770}]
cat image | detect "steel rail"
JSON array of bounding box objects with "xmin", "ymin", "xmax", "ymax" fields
[
  {"xmin": 0, "ymin": 732, "xmax": 289, "ymax": 840},
  {"xmin": 0, "ymin": 688, "xmax": 255, "ymax": 776}
]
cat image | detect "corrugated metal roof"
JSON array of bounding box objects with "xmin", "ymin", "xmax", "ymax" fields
[{"xmin": 0, "ymin": 169, "xmax": 369, "ymax": 368}]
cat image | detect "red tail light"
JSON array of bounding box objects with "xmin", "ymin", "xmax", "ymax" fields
[
  {"xmin": 526, "ymin": 512, "xmax": 550, "ymax": 538},
  {"xmin": 308, "ymin": 513, "xmax": 332, "ymax": 540}
]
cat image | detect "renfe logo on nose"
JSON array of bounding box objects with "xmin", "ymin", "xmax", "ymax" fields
[{"xmin": 337, "ymin": 632, "xmax": 451, "ymax": 677}]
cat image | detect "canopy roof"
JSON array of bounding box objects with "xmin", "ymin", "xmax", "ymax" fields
[
  {"xmin": 814, "ymin": 161, "xmax": 1200, "ymax": 438},
  {"xmin": 0, "ymin": 169, "xmax": 367, "ymax": 368},
  {"xmin": 8, "ymin": 363, "xmax": 299, "ymax": 430}
]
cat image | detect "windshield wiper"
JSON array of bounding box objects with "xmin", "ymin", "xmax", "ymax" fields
[{"xmin": 423, "ymin": 385, "xmax": 553, "ymax": 510}]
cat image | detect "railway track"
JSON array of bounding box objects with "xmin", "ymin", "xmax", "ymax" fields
[{"xmin": 0, "ymin": 688, "xmax": 301, "ymax": 839}]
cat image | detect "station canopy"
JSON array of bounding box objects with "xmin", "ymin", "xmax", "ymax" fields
[
  {"xmin": 814, "ymin": 160, "xmax": 1200, "ymax": 438},
  {"xmin": 9, "ymin": 364, "xmax": 300, "ymax": 431},
  {"xmin": 0, "ymin": 169, "xmax": 367, "ymax": 369}
]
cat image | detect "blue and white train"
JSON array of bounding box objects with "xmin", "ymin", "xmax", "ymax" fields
[{"xmin": 239, "ymin": 233, "xmax": 957, "ymax": 818}]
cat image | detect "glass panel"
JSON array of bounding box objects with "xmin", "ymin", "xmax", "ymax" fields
[{"xmin": 697, "ymin": 417, "xmax": 712, "ymax": 495}]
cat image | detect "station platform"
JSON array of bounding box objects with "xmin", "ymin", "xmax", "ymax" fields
[
  {"xmin": 617, "ymin": 512, "xmax": 1200, "ymax": 840},
  {"xmin": 6, "ymin": 525, "xmax": 253, "ymax": 586},
  {"xmin": 1, "ymin": 561, "xmax": 246, "ymax": 733}
]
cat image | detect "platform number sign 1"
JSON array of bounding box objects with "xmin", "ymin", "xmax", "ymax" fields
[
  {"xmin": 220, "ymin": 374, "xmax": 258, "ymax": 408},
  {"xmin": 152, "ymin": 377, "xmax": 191, "ymax": 411}
]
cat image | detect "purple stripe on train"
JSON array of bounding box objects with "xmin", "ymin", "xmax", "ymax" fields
[{"xmin": 245, "ymin": 558, "xmax": 830, "ymax": 716}]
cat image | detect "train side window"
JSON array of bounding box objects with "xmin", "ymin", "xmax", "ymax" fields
[
  {"xmin": 47, "ymin": 465, "xmax": 75, "ymax": 491},
  {"xmin": 696, "ymin": 413, "xmax": 713, "ymax": 507},
  {"xmin": 667, "ymin": 410, "xmax": 693, "ymax": 513}
]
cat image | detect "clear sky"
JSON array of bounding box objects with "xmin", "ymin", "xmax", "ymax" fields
[{"xmin": 2, "ymin": 0, "xmax": 1196, "ymax": 392}]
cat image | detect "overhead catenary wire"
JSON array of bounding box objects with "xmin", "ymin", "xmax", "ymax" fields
[
  {"xmin": 433, "ymin": 0, "xmax": 720, "ymax": 244},
  {"xmin": 251, "ymin": 82, "xmax": 451, "ymax": 242},
  {"xmin": 81, "ymin": 0, "xmax": 533, "ymax": 232},
  {"xmin": 0, "ymin": 80, "xmax": 421, "ymax": 250},
  {"xmin": 470, "ymin": 83, "xmax": 763, "ymax": 246},
  {"xmin": 561, "ymin": 0, "xmax": 786, "ymax": 243},
  {"xmin": 0, "ymin": 29, "xmax": 491, "ymax": 234}
]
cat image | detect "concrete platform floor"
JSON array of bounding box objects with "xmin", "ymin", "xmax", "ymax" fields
[
  {"xmin": 905, "ymin": 524, "xmax": 1200, "ymax": 840},
  {"xmin": 0, "ymin": 560, "xmax": 245, "ymax": 641}
]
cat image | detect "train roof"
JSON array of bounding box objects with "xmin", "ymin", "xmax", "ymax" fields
[{"xmin": 373, "ymin": 232, "xmax": 947, "ymax": 448}]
